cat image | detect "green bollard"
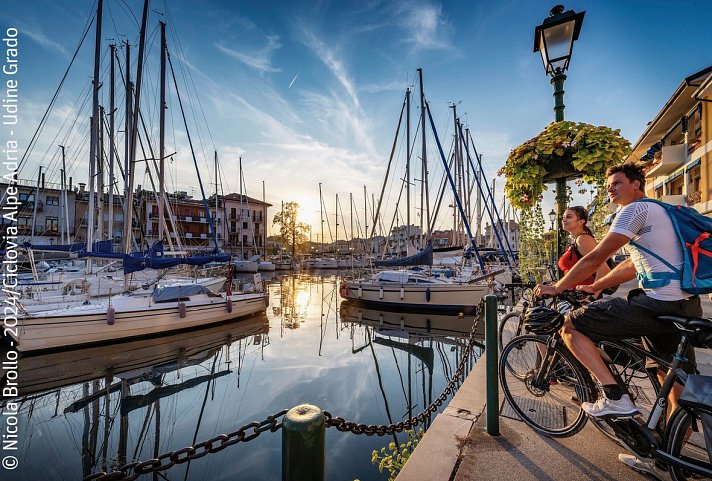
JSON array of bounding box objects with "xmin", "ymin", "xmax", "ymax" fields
[
  {"xmin": 282, "ymin": 404, "xmax": 326, "ymax": 481},
  {"xmin": 485, "ymin": 294, "xmax": 500, "ymax": 436}
]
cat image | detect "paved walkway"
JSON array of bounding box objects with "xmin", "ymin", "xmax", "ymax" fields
[{"xmin": 396, "ymin": 282, "xmax": 712, "ymax": 481}]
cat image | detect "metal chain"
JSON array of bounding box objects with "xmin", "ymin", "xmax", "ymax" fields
[
  {"xmin": 324, "ymin": 300, "xmax": 486, "ymax": 435},
  {"xmin": 83, "ymin": 409, "xmax": 289, "ymax": 481},
  {"xmin": 83, "ymin": 300, "xmax": 488, "ymax": 480}
]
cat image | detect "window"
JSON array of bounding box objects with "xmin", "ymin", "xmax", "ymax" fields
[
  {"xmin": 19, "ymin": 193, "xmax": 34, "ymax": 204},
  {"xmin": 18, "ymin": 216, "xmax": 31, "ymax": 226},
  {"xmin": 46, "ymin": 196, "xmax": 59, "ymax": 206},
  {"xmin": 243, "ymin": 222, "xmax": 248, "ymax": 229},
  {"xmin": 45, "ymin": 217, "xmax": 59, "ymax": 232},
  {"xmin": 230, "ymin": 207, "xmax": 237, "ymax": 219}
]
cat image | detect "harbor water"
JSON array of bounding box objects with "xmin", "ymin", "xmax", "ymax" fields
[{"xmin": 1, "ymin": 272, "xmax": 482, "ymax": 480}]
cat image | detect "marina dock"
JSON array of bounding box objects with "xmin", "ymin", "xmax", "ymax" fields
[{"xmin": 398, "ymin": 281, "xmax": 712, "ymax": 480}]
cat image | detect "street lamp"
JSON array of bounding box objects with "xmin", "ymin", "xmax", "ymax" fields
[
  {"xmin": 534, "ymin": 4, "xmax": 584, "ymax": 277},
  {"xmin": 548, "ymin": 209, "xmax": 556, "ymax": 231}
]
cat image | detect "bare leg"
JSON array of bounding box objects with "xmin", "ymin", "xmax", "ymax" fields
[{"xmin": 560, "ymin": 317, "xmax": 616, "ymax": 386}]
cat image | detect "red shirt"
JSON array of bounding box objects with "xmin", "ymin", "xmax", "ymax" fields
[{"xmin": 557, "ymin": 239, "xmax": 595, "ymax": 286}]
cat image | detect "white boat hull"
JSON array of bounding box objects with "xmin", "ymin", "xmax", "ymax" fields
[
  {"xmin": 13, "ymin": 291, "xmax": 269, "ymax": 353},
  {"xmin": 303, "ymin": 258, "xmax": 338, "ymax": 269},
  {"xmin": 341, "ymin": 279, "xmax": 490, "ymax": 313},
  {"xmin": 234, "ymin": 260, "xmax": 259, "ymax": 273}
]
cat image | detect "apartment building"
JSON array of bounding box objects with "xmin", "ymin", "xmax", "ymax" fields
[{"xmin": 630, "ymin": 65, "xmax": 712, "ymax": 214}]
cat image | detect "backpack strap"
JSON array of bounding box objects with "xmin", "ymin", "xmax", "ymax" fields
[
  {"xmin": 628, "ymin": 239, "xmax": 680, "ymax": 289},
  {"xmin": 687, "ymin": 232, "xmax": 712, "ymax": 288}
]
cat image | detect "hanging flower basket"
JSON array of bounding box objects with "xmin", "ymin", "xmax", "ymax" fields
[{"xmin": 500, "ymin": 121, "xmax": 632, "ymax": 210}]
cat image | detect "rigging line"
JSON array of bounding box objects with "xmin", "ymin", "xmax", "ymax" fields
[
  {"xmin": 16, "ymin": 8, "xmax": 95, "ymax": 176},
  {"xmin": 390, "ymin": 346, "xmax": 409, "ymax": 407},
  {"xmin": 370, "ymin": 92, "xmax": 407, "ymax": 239},
  {"xmin": 116, "ymin": 0, "xmax": 141, "ymax": 28},
  {"xmin": 163, "ymin": 16, "xmax": 214, "ymax": 178},
  {"xmin": 166, "ymin": 48, "xmax": 219, "ymax": 251},
  {"xmin": 26, "ymin": 77, "xmax": 93, "ymax": 184},
  {"xmin": 164, "ymin": 5, "xmax": 216, "ymax": 152}
]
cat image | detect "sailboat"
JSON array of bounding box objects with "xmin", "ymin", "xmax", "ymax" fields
[
  {"xmin": 7, "ymin": 3, "xmax": 269, "ymax": 352},
  {"xmin": 303, "ymin": 183, "xmax": 338, "ymax": 269},
  {"xmin": 339, "ymin": 69, "xmax": 498, "ymax": 312}
]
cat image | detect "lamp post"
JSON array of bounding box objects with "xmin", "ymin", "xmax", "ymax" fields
[
  {"xmin": 534, "ymin": 4, "xmax": 585, "ymax": 277},
  {"xmin": 548, "ymin": 209, "xmax": 556, "ymax": 231}
]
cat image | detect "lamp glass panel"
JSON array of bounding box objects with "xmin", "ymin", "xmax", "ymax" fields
[{"xmin": 542, "ymin": 21, "xmax": 575, "ymax": 71}]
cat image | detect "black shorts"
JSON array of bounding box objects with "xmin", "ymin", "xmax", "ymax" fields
[{"xmin": 567, "ymin": 288, "xmax": 702, "ymax": 372}]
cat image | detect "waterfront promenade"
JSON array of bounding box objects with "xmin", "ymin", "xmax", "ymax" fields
[{"xmin": 397, "ymin": 281, "xmax": 712, "ymax": 480}]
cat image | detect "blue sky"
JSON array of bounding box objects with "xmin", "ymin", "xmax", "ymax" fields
[{"xmin": 3, "ymin": 0, "xmax": 712, "ymax": 236}]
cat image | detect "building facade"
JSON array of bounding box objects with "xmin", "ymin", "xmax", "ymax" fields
[{"xmin": 630, "ymin": 66, "xmax": 712, "ymax": 214}]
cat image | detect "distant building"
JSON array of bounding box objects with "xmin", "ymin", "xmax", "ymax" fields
[
  {"xmin": 629, "ymin": 65, "xmax": 712, "ymax": 214},
  {"xmin": 482, "ymin": 220, "xmax": 520, "ymax": 252}
]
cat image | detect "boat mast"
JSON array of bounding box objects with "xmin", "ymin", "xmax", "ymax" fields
[
  {"xmin": 215, "ymin": 151, "xmax": 219, "ymax": 250},
  {"xmin": 262, "ymin": 180, "xmax": 266, "ymax": 257},
  {"xmin": 364, "ymin": 185, "xmax": 368, "ymax": 253},
  {"xmin": 319, "ymin": 183, "xmax": 324, "ymax": 256},
  {"xmin": 123, "ymin": 0, "xmax": 149, "ymax": 288},
  {"xmin": 406, "ymin": 88, "xmax": 411, "ymax": 247},
  {"xmin": 31, "ymin": 166, "xmax": 41, "ymax": 240},
  {"xmin": 97, "ymin": 106, "xmax": 104, "ymax": 241},
  {"xmin": 158, "ymin": 21, "xmax": 167, "ymax": 246},
  {"xmin": 122, "ymin": 40, "xmax": 131, "ymax": 254},
  {"xmin": 59, "ymin": 151, "xmax": 65, "ymax": 244},
  {"xmin": 417, "ymin": 68, "xmax": 430, "ymax": 241},
  {"xmin": 108, "ymin": 44, "xmax": 115, "ymax": 246},
  {"xmin": 335, "ymin": 193, "xmax": 338, "ymax": 256},
  {"xmin": 239, "ymin": 156, "xmax": 244, "ymax": 259},
  {"xmin": 86, "ymin": 0, "xmax": 103, "ymax": 274}
]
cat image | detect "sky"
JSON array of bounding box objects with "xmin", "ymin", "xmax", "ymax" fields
[{"xmin": 2, "ymin": 0, "xmax": 712, "ymax": 238}]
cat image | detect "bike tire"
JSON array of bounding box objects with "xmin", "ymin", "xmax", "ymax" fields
[
  {"xmin": 667, "ymin": 407, "xmax": 712, "ymax": 481},
  {"xmin": 498, "ymin": 311, "xmax": 523, "ymax": 352},
  {"xmin": 499, "ymin": 334, "xmax": 596, "ymax": 437},
  {"xmin": 590, "ymin": 341, "xmax": 662, "ymax": 442}
]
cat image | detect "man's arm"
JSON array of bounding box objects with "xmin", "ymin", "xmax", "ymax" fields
[
  {"xmin": 553, "ymin": 232, "xmax": 630, "ymax": 293},
  {"xmin": 579, "ymin": 258, "xmax": 637, "ymax": 293}
]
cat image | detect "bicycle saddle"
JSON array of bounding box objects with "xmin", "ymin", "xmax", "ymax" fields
[{"xmin": 658, "ymin": 315, "xmax": 712, "ymax": 331}]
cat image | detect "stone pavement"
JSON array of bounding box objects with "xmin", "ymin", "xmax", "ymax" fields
[{"xmin": 396, "ymin": 282, "xmax": 712, "ymax": 481}]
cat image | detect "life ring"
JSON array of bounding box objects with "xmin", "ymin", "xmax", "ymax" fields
[{"xmin": 339, "ymin": 280, "xmax": 350, "ymax": 298}]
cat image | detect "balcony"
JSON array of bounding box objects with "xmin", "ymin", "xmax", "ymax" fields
[{"xmin": 645, "ymin": 144, "xmax": 687, "ymax": 178}]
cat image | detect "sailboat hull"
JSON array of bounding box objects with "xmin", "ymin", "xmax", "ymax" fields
[
  {"xmin": 341, "ymin": 279, "xmax": 490, "ymax": 313},
  {"xmin": 12, "ymin": 292, "xmax": 269, "ymax": 353}
]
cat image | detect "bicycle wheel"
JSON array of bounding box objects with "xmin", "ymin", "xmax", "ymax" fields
[
  {"xmin": 498, "ymin": 311, "xmax": 523, "ymax": 351},
  {"xmin": 499, "ymin": 334, "xmax": 596, "ymax": 437},
  {"xmin": 590, "ymin": 341, "xmax": 661, "ymax": 441},
  {"xmin": 667, "ymin": 408, "xmax": 712, "ymax": 481}
]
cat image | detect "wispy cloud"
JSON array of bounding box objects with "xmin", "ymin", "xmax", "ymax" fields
[
  {"xmin": 216, "ymin": 34, "xmax": 282, "ymax": 73},
  {"xmin": 359, "ymin": 80, "xmax": 406, "ymax": 94},
  {"xmin": 395, "ymin": 2, "xmax": 454, "ymax": 53},
  {"xmin": 20, "ymin": 23, "xmax": 70, "ymax": 57},
  {"xmin": 300, "ymin": 29, "xmax": 361, "ymax": 110}
]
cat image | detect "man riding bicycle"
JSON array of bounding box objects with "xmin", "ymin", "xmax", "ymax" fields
[{"xmin": 533, "ymin": 162, "xmax": 703, "ymax": 426}]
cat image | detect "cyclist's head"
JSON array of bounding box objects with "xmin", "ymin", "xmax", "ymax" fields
[
  {"xmin": 564, "ymin": 206, "xmax": 593, "ymax": 236},
  {"xmin": 606, "ymin": 162, "xmax": 645, "ymax": 192},
  {"xmin": 606, "ymin": 162, "xmax": 646, "ymax": 206}
]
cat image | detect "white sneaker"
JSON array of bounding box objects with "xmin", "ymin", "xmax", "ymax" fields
[
  {"xmin": 581, "ymin": 394, "xmax": 640, "ymax": 417},
  {"xmin": 618, "ymin": 453, "xmax": 670, "ymax": 481}
]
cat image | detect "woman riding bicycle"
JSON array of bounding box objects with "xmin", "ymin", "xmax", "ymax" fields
[{"xmin": 558, "ymin": 206, "xmax": 610, "ymax": 294}]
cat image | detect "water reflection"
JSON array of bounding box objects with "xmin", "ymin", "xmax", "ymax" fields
[{"xmin": 2, "ymin": 273, "xmax": 480, "ymax": 481}]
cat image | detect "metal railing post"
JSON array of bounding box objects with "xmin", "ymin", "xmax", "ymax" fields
[
  {"xmin": 485, "ymin": 294, "xmax": 500, "ymax": 435},
  {"xmin": 282, "ymin": 404, "xmax": 325, "ymax": 481}
]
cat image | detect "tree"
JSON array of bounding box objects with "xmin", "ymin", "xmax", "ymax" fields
[{"xmin": 273, "ymin": 201, "xmax": 309, "ymax": 258}]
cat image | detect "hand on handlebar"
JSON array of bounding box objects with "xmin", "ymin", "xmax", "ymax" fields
[{"xmin": 533, "ymin": 283, "xmax": 557, "ymax": 298}]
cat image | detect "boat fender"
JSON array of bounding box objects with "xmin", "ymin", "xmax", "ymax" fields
[
  {"xmin": 400, "ymin": 317, "xmax": 404, "ymax": 330},
  {"xmin": 426, "ymin": 319, "xmax": 431, "ymax": 332},
  {"xmin": 399, "ymin": 287, "xmax": 404, "ymax": 300},
  {"xmin": 379, "ymin": 314, "xmax": 383, "ymax": 327},
  {"xmin": 357, "ymin": 285, "xmax": 362, "ymax": 298},
  {"xmin": 107, "ymin": 307, "xmax": 115, "ymax": 325},
  {"xmin": 339, "ymin": 280, "xmax": 350, "ymax": 298},
  {"xmin": 178, "ymin": 301, "xmax": 187, "ymax": 318},
  {"xmin": 379, "ymin": 287, "xmax": 384, "ymax": 300},
  {"xmin": 226, "ymin": 297, "xmax": 233, "ymax": 313},
  {"xmin": 426, "ymin": 287, "xmax": 431, "ymax": 302}
]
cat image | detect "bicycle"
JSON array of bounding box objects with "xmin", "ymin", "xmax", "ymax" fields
[{"xmin": 499, "ymin": 304, "xmax": 712, "ymax": 480}]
